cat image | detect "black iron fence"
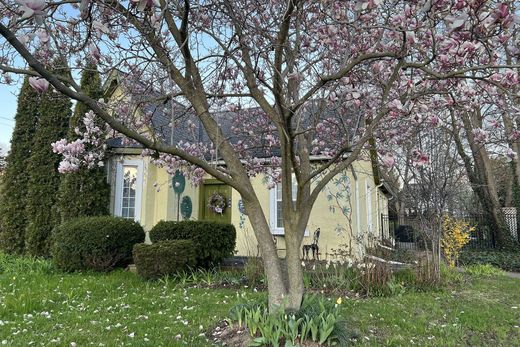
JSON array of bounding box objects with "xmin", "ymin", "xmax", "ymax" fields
[{"xmin": 385, "ymin": 212, "xmax": 519, "ymax": 251}]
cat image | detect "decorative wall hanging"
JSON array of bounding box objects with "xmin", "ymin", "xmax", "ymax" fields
[
  {"xmin": 172, "ymin": 170, "xmax": 186, "ymax": 221},
  {"xmin": 180, "ymin": 196, "xmax": 192, "ymax": 220},
  {"xmin": 172, "ymin": 170, "xmax": 186, "ymax": 194},
  {"xmin": 208, "ymin": 193, "xmax": 227, "ymax": 214},
  {"xmin": 238, "ymin": 199, "xmax": 247, "ymax": 215}
]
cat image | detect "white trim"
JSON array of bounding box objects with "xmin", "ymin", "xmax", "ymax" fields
[
  {"xmin": 366, "ymin": 181, "xmax": 372, "ymax": 233},
  {"xmin": 269, "ymin": 188, "xmax": 285, "ymax": 235},
  {"xmin": 355, "ymin": 177, "xmax": 360, "ymax": 236},
  {"xmin": 114, "ymin": 159, "xmax": 143, "ymax": 222},
  {"xmin": 268, "ymin": 180, "xmax": 308, "ymax": 236}
]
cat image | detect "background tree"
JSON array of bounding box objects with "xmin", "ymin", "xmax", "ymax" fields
[
  {"xmin": 0, "ymin": 151, "xmax": 5, "ymax": 176},
  {"xmin": 0, "ymin": 76, "xmax": 40, "ymax": 254},
  {"xmin": 451, "ymin": 109, "xmax": 514, "ymax": 248},
  {"xmin": 55, "ymin": 63, "xmax": 109, "ymax": 223},
  {"xmin": 0, "ymin": 0, "xmax": 518, "ymax": 310},
  {"xmin": 390, "ymin": 126, "xmax": 468, "ymax": 281},
  {"xmin": 24, "ymin": 62, "xmax": 72, "ymax": 257}
]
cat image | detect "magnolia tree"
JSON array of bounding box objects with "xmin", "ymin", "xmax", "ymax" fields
[{"xmin": 1, "ymin": 0, "xmax": 519, "ymax": 310}]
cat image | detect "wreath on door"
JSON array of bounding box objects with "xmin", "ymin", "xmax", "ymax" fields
[{"xmin": 208, "ymin": 193, "xmax": 227, "ymax": 214}]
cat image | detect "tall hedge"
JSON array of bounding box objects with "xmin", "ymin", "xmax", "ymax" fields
[
  {"xmin": 56, "ymin": 63, "xmax": 109, "ymax": 223},
  {"xmin": 0, "ymin": 76, "xmax": 40, "ymax": 254},
  {"xmin": 149, "ymin": 221, "xmax": 236, "ymax": 267},
  {"xmin": 25, "ymin": 64, "xmax": 72, "ymax": 257}
]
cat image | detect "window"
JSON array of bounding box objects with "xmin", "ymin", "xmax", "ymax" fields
[
  {"xmin": 121, "ymin": 166, "xmax": 137, "ymax": 219},
  {"xmin": 269, "ymin": 177, "xmax": 307, "ymax": 235},
  {"xmin": 366, "ymin": 181, "xmax": 372, "ymax": 233},
  {"xmin": 115, "ymin": 160, "xmax": 143, "ymax": 222}
]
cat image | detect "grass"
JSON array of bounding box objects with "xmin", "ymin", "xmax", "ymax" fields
[
  {"xmin": 0, "ymin": 254, "xmax": 261, "ymax": 346},
  {"xmin": 0, "ymin": 254, "xmax": 519, "ymax": 346},
  {"xmin": 342, "ymin": 272, "xmax": 520, "ymax": 346}
]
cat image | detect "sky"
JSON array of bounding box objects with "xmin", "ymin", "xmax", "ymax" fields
[{"xmin": 0, "ymin": 82, "xmax": 19, "ymax": 151}]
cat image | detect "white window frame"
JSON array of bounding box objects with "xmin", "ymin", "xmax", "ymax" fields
[
  {"xmin": 355, "ymin": 178, "xmax": 360, "ymax": 236},
  {"xmin": 269, "ymin": 178, "xmax": 309, "ymax": 236},
  {"xmin": 114, "ymin": 160, "xmax": 143, "ymax": 222},
  {"xmin": 366, "ymin": 181, "xmax": 372, "ymax": 233}
]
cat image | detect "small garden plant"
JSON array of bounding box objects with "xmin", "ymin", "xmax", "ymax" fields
[
  {"xmin": 441, "ymin": 216, "xmax": 473, "ymax": 267},
  {"xmin": 465, "ymin": 264, "xmax": 504, "ymax": 277},
  {"xmin": 228, "ymin": 295, "xmax": 349, "ymax": 346}
]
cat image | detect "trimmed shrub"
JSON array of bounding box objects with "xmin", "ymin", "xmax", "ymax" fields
[
  {"xmin": 133, "ymin": 240, "xmax": 196, "ymax": 280},
  {"xmin": 459, "ymin": 250, "xmax": 520, "ymax": 272},
  {"xmin": 150, "ymin": 221, "xmax": 236, "ymax": 267},
  {"xmin": 51, "ymin": 216, "xmax": 145, "ymax": 272}
]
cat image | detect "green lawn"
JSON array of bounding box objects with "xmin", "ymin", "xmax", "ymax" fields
[
  {"xmin": 343, "ymin": 276, "xmax": 520, "ymax": 346},
  {"xmin": 0, "ymin": 257, "xmax": 519, "ymax": 346}
]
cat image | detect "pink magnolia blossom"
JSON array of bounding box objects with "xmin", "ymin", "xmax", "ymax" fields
[
  {"xmin": 88, "ymin": 44, "xmax": 101, "ymax": 63},
  {"xmin": 429, "ymin": 115, "xmax": 440, "ymax": 127},
  {"xmin": 28, "ymin": 76, "xmax": 49, "ymax": 93},
  {"xmin": 381, "ymin": 154, "xmax": 395, "ymax": 168},
  {"xmin": 411, "ymin": 150, "xmax": 429, "ymax": 167},
  {"xmin": 445, "ymin": 13, "xmax": 469, "ymax": 30},
  {"xmin": 506, "ymin": 148, "xmax": 517, "ymax": 162},
  {"xmin": 16, "ymin": 0, "xmax": 45, "ymax": 20},
  {"xmin": 36, "ymin": 29, "xmax": 49, "ymax": 44},
  {"xmin": 472, "ymin": 128, "xmax": 489, "ymax": 144}
]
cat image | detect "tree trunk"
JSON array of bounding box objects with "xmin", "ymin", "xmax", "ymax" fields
[
  {"xmin": 456, "ymin": 111, "xmax": 512, "ymax": 248},
  {"xmin": 284, "ymin": 219, "xmax": 308, "ymax": 312},
  {"xmin": 242, "ymin": 198, "xmax": 288, "ymax": 310}
]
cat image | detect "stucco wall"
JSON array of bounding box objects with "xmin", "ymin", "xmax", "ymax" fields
[{"xmin": 110, "ymin": 154, "xmax": 389, "ymax": 260}]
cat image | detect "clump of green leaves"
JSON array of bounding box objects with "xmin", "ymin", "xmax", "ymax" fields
[
  {"xmin": 0, "ymin": 252, "xmax": 56, "ymax": 275},
  {"xmin": 459, "ymin": 250, "xmax": 520, "ymax": 272},
  {"xmin": 465, "ymin": 264, "xmax": 504, "ymax": 277},
  {"xmin": 228, "ymin": 296, "xmax": 349, "ymax": 346}
]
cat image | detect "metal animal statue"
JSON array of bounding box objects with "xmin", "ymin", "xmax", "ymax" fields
[{"xmin": 302, "ymin": 228, "xmax": 321, "ymax": 260}]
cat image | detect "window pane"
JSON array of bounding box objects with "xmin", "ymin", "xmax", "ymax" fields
[
  {"xmin": 277, "ymin": 201, "xmax": 283, "ymax": 228},
  {"xmin": 121, "ymin": 166, "xmax": 138, "ymax": 219},
  {"xmin": 276, "ymin": 184, "xmax": 282, "ymax": 200}
]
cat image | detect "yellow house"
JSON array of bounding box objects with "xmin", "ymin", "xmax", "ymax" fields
[
  {"xmin": 107, "ymin": 150, "xmax": 392, "ymax": 260},
  {"xmin": 104, "ymin": 71, "xmax": 393, "ymax": 260}
]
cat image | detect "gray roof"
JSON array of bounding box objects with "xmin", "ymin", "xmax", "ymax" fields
[{"xmin": 106, "ymin": 71, "xmax": 361, "ymax": 160}]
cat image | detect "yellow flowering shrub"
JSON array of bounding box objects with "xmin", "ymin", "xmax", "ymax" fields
[{"xmin": 441, "ymin": 216, "xmax": 473, "ymax": 267}]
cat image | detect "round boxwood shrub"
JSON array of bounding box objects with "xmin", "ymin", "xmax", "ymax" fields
[
  {"xmin": 149, "ymin": 221, "xmax": 236, "ymax": 267},
  {"xmin": 133, "ymin": 240, "xmax": 196, "ymax": 280},
  {"xmin": 51, "ymin": 216, "xmax": 145, "ymax": 272}
]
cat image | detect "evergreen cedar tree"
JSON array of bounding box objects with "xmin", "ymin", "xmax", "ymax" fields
[
  {"xmin": 55, "ymin": 63, "xmax": 110, "ymax": 223},
  {"xmin": 0, "ymin": 76, "xmax": 40, "ymax": 254},
  {"xmin": 25, "ymin": 64, "xmax": 72, "ymax": 257}
]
